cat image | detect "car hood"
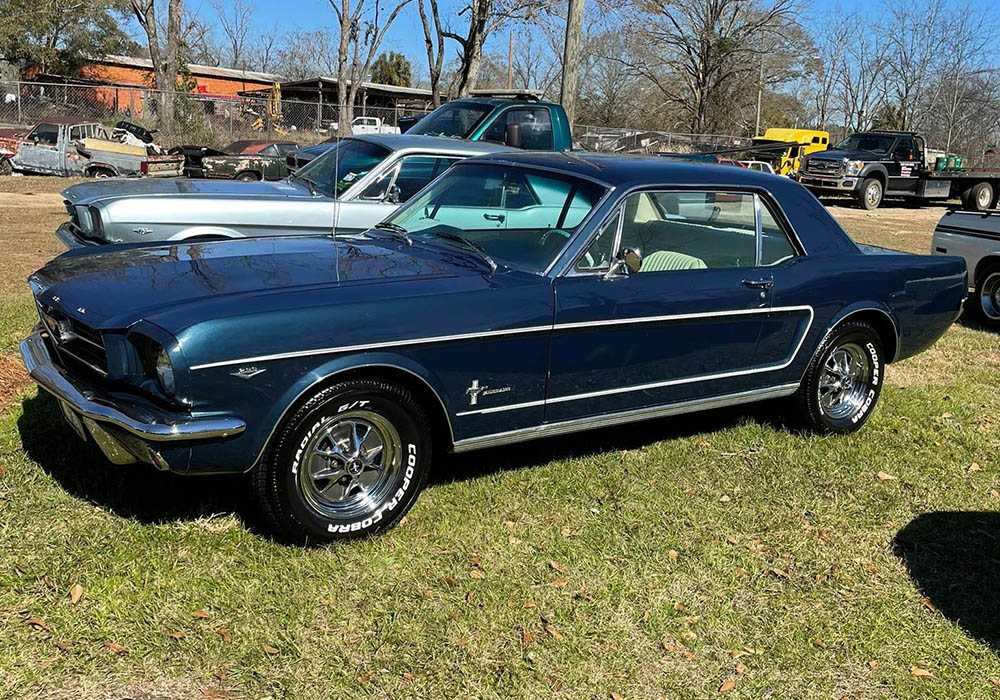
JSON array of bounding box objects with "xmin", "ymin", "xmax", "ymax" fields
[
  {"xmin": 806, "ymin": 149, "xmax": 882, "ymax": 162},
  {"xmin": 30, "ymin": 235, "xmax": 480, "ymax": 331},
  {"xmin": 62, "ymin": 177, "xmax": 314, "ymax": 206}
]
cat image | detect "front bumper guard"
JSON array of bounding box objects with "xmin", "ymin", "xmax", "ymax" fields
[{"xmin": 20, "ymin": 331, "xmax": 245, "ymax": 468}]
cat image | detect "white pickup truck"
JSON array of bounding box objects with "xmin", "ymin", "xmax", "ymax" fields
[{"xmin": 327, "ymin": 116, "xmax": 400, "ymax": 136}]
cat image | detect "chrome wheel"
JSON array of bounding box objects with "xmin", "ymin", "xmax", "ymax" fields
[
  {"xmin": 298, "ymin": 411, "xmax": 402, "ymax": 519},
  {"xmin": 864, "ymin": 182, "xmax": 881, "ymax": 208},
  {"xmin": 818, "ymin": 342, "xmax": 871, "ymax": 420},
  {"xmin": 979, "ymin": 187, "xmax": 992, "ymax": 209},
  {"xmin": 980, "ymin": 272, "xmax": 1000, "ymax": 321}
]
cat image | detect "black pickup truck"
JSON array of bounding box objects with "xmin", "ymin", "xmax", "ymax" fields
[{"xmin": 798, "ymin": 130, "xmax": 1000, "ymax": 210}]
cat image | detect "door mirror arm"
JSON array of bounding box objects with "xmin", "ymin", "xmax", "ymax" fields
[{"xmin": 603, "ymin": 247, "xmax": 642, "ymax": 280}]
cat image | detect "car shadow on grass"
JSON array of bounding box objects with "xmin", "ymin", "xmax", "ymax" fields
[
  {"xmin": 16, "ymin": 391, "xmax": 267, "ymax": 533},
  {"xmin": 894, "ymin": 512, "xmax": 1000, "ymax": 650}
]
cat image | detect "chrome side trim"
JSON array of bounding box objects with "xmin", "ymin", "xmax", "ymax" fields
[
  {"xmin": 20, "ymin": 332, "xmax": 245, "ymax": 442},
  {"xmin": 192, "ymin": 304, "xmax": 814, "ymax": 372},
  {"xmin": 456, "ymin": 305, "xmax": 814, "ymax": 416},
  {"xmin": 189, "ymin": 325, "xmax": 553, "ymax": 371},
  {"xmin": 452, "ymin": 383, "xmax": 800, "ymax": 453}
]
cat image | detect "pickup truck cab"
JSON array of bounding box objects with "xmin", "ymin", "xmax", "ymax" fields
[
  {"xmin": 799, "ymin": 130, "xmax": 1000, "ymax": 210},
  {"xmin": 8, "ymin": 119, "xmax": 183, "ymax": 178},
  {"xmin": 748, "ymin": 128, "xmax": 829, "ymax": 176},
  {"xmin": 401, "ymin": 92, "xmax": 573, "ymax": 152}
]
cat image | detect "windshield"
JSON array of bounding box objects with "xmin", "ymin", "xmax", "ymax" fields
[
  {"xmin": 292, "ymin": 139, "xmax": 391, "ymax": 198},
  {"xmin": 406, "ymin": 102, "xmax": 495, "ymax": 138},
  {"xmin": 836, "ymin": 134, "xmax": 895, "ymax": 154},
  {"xmin": 384, "ymin": 163, "xmax": 607, "ymax": 273}
]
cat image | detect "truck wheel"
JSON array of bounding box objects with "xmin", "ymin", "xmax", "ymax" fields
[
  {"xmin": 792, "ymin": 320, "xmax": 884, "ymax": 434},
  {"xmin": 963, "ymin": 182, "xmax": 994, "ymax": 211},
  {"xmin": 0, "ymin": 158, "xmax": 11, "ymax": 176},
  {"xmin": 858, "ymin": 178, "xmax": 883, "ymax": 210},
  {"xmin": 88, "ymin": 168, "xmax": 115, "ymax": 179},
  {"xmin": 253, "ymin": 378, "xmax": 432, "ymax": 543},
  {"xmin": 235, "ymin": 171, "xmax": 260, "ymax": 181},
  {"xmin": 975, "ymin": 263, "xmax": 1000, "ymax": 327}
]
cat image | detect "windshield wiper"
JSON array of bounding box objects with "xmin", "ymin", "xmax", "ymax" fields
[
  {"xmin": 292, "ymin": 173, "xmax": 320, "ymax": 196},
  {"xmin": 433, "ymin": 231, "xmax": 497, "ymax": 273},
  {"xmin": 372, "ymin": 222, "xmax": 412, "ymax": 245}
]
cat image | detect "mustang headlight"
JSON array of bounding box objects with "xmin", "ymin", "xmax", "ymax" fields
[
  {"xmin": 845, "ymin": 160, "xmax": 864, "ymax": 176},
  {"xmin": 154, "ymin": 347, "xmax": 175, "ymax": 396}
]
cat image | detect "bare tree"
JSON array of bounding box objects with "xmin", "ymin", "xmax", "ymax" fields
[
  {"xmin": 626, "ymin": 0, "xmax": 800, "ymax": 133},
  {"xmin": 250, "ymin": 25, "xmax": 282, "ymax": 73},
  {"xmin": 884, "ymin": 0, "xmax": 948, "ymax": 131},
  {"xmin": 417, "ymin": 0, "xmax": 445, "ymax": 105},
  {"xmin": 328, "ymin": 0, "xmax": 413, "ymax": 135},
  {"xmin": 130, "ymin": 0, "xmax": 184, "ymax": 142},
  {"xmin": 443, "ymin": 0, "xmax": 550, "ymax": 96},
  {"xmin": 831, "ymin": 12, "xmax": 890, "ymax": 132},
  {"xmin": 935, "ymin": 7, "xmax": 995, "ymax": 151},
  {"xmin": 211, "ymin": 0, "xmax": 254, "ymax": 70}
]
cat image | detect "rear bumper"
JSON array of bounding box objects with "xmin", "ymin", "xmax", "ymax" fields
[{"xmin": 20, "ymin": 330, "xmax": 245, "ymax": 469}]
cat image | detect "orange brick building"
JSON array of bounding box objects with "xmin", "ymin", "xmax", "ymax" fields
[{"xmin": 25, "ymin": 55, "xmax": 284, "ymax": 117}]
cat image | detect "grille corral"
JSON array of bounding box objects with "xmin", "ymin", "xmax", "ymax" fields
[
  {"xmin": 805, "ymin": 159, "xmax": 844, "ymax": 176},
  {"xmin": 63, "ymin": 199, "xmax": 78, "ymax": 225},
  {"xmin": 37, "ymin": 303, "xmax": 108, "ymax": 376}
]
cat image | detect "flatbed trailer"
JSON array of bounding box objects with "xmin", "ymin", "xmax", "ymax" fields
[{"xmin": 798, "ymin": 130, "xmax": 1000, "ymax": 210}]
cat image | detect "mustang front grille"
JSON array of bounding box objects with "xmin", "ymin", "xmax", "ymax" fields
[{"xmin": 37, "ymin": 303, "xmax": 108, "ymax": 377}]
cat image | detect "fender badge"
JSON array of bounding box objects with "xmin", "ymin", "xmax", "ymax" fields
[
  {"xmin": 132, "ymin": 227, "xmax": 154, "ymax": 236},
  {"xmin": 466, "ymin": 379, "xmax": 511, "ymax": 406},
  {"xmin": 231, "ymin": 366, "xmax": 266, "ymax": 380}
]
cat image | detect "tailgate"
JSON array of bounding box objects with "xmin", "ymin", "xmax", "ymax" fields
[{"xmin": 146, "ymin": 154, "xmax": 185, "ymax": 178}]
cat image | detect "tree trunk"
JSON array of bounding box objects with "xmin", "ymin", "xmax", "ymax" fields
[{"xmin": 336, "ymin": 0, "xmax": 352, "ymax": 137}]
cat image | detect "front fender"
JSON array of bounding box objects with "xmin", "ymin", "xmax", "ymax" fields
[
  {"xmin": 859, "ymin": 164, "xmax": 888, "ymax": 182},
  {"xmin": 251, "ymin": 351, "xmax": 455, "ymax": 467}
]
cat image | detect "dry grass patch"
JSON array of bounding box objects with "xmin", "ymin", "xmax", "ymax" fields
[{"xmin": 0, "ymin": 352, "xmax": 29, "ymax": 409}]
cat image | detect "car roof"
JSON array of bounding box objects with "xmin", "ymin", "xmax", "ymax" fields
[
  {"xmin": 464, "ymin": 151, "xmax": 789, "ymax": 189},
  {"xmin": 349, "ymin": 133, "xmax": 517, "ymax": 155}
]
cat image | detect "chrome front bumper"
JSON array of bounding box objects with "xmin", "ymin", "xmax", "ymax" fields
[
  {"xmin": 799, "ymin": 175, "xmax": 858, "ymax": 191},
  {"xmin": 55, "ymin": 221, "xmax": 96, "ymax": 250},
  {"xmin": 20, "ymin": 331, "xmax": 245, "ymax": 468}
]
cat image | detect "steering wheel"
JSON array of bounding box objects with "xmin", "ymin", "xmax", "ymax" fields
[{"xmin": 539, "ymin": 228, "xmax": 571, "ymax": 247}]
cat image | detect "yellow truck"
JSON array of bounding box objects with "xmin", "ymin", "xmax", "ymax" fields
[{"xmin": 749, "ymin": 128, "xmax": 829, "ymax": 176}]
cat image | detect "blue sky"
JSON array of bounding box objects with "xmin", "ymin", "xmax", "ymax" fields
[{"xmin": 189, "ymin": 0, "xmax": 1000, "ymax": 76}]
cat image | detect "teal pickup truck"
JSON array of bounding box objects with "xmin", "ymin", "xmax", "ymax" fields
[{"xmin": 400, "ymin": 92, "xmax": 573, "ymax": 152}]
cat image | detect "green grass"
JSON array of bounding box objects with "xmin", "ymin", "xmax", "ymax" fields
[
  {"xmin": 2, "ymin": 183, "xmax": 999, "ymax": 697},
  {"xmin": 2, "ymin": 320, "xmax": 1000, "ymax": 698}
]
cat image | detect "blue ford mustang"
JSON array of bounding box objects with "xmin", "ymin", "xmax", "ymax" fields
[{"xmin": 21, "ymin": 152, "xmax": 967, "ymax": 542}]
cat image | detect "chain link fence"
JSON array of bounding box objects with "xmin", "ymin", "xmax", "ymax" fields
[
  {"xmin": 0, "ymin": 80, "xmax": 432, "ymax": 149},
  {"xmin": 0, "ymin": 78, "xmax": 763, "ymax": 170},
  {"xmin": 572, "ymin": 125, "xmax": 749, "ymax": 154}
]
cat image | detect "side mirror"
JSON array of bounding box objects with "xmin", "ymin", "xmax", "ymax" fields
[
  {"xmin": 505, "ymin": 123, "xmax": 522, "ymax": 149},
  {"xmin": 384, "ymin": 183, "xmax": 401, "ymax": 204},
  {"xmin": 604, "ymin": 247, "xmax": 642, "ymax": 279},
  {"xmin": 31, "ymin": 135, "xmax": 39, "ymax": 143}
]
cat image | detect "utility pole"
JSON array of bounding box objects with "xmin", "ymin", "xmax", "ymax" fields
[
  {"xmin": 507, "ymin": 31, "xmax": 513, "ymax": 90},
  {"xmin": 560, "ymin": 0, "xmax": 585, "ymax": 127},
  {"xmin": 754, "ymin": 52, "xmax": 764, "ymax": 136}
]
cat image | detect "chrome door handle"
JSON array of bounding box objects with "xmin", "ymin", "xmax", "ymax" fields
[
  {"xmin": 742, "ymin": 279, "xmax": 774, "ymax": 290},
  {"xmin": 483, "ymin": 213, "xmax": 506, "ymax": 223}
]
